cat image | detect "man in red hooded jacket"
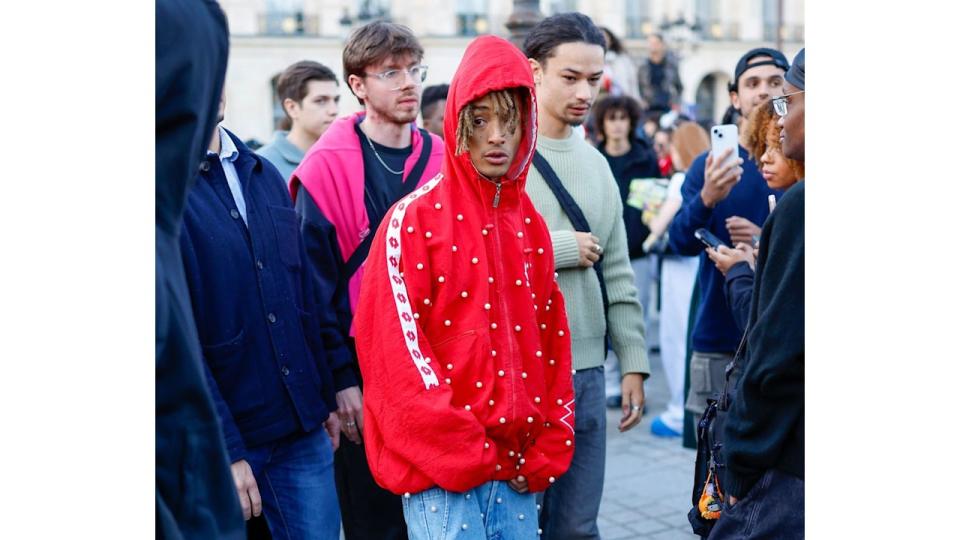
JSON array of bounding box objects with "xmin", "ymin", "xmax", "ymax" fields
[{"xmin": 354, "ymin": 35, "xmax": 576, "ymax": 539}]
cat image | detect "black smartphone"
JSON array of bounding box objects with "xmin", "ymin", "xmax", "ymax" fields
[{"xmin": 694, "ymin": 228, "xmax": 726, "ymax": 250}]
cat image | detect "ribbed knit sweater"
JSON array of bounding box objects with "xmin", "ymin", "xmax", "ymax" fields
[{"xmin": 526, "ymin": 132, "xmax": 650, "ymax": 376}]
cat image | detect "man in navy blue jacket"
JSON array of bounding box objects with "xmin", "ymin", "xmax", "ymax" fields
[
  {"xmin": 180, "ymin": 97, "xmax": 353, "ymax": 540},
  {"xmin": 667, "ymin": 48, "xmax": 788, "ymax": 433}
]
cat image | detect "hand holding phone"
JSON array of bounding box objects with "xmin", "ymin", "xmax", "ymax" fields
[
  {"xmin": 695, "ymin": 228, "xmax": 727, "ymax": 250},
  {"xmin": 701, "ymin": 124, "xmax": 744, "ymax": 208}
]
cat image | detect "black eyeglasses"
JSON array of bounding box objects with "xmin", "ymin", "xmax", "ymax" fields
[{"xmin": 772, "ymin": 90, "xmax": 804, "ymax": 117}]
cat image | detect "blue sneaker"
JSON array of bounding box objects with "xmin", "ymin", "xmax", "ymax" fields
[{"xmin": 650, "ymin": 416, "xmax": 682, "ymax": 437}]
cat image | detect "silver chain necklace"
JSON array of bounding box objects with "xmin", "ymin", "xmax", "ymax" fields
[{"xmin": 360, "ymin": 127, "xmax": 405, "ymax": 176}]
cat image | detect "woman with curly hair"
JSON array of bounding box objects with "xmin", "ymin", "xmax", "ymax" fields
[
  {"xmin": 743, "ymin": 99, "xmax": 804, "ymax": 191},
  {"xmin": 707, "ymin": 99, "xmax": 804, "ymax": 333}
]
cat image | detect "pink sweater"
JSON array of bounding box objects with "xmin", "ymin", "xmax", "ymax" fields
[{"xmin": 290, "ymin": 112, "xmax": 444, "ymax": 332}]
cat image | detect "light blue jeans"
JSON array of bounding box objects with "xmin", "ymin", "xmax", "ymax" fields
[
  {"xmin": 402, "ymin": 480, "xmax": 539, "ymax": 539},
  {"xmin": 538, "ymin": 367, "xmax": 605, "ymax": 539}
]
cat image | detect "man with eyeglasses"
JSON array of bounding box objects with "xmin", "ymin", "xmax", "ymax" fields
[
  {"xmin": 289, "ymin": 20, "xmax": 443, "ymax": 540},
  {"xmin": 708, "ymin": 47, "xmax": 805, "ymax": 540},
  {"xmin": 667, "ymin": 48, "xmax": 789, "ymax": 440}
]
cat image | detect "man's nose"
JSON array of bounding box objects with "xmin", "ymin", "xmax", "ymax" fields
[
  {"xmin": 575, "ymin": 80, "xmax": 592, "ymax": 101},
  {"xmin": 489, "ymin": 123, "xmax": 507, "ymax": 144}
]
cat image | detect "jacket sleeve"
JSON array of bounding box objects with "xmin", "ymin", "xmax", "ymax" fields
[
  {"xmin": 722, "ymin": 190, "xmax": 805, "ymax": 498},
  {"xmin": 295, "ymin": 186, "xmax": 358, "ymax": 391},
  {"xmin": 354, "ymin": 215, "xmax": 499, "ymax": 493},
  {"xmin": 519, "ymin": 277, "xmax": 576, "ymax": 493},
  {"xmin": 724, "ymin": 262, "xmax": 755, "ymax": 335},
  {"xmin": 202, "ymin": 359, "xmax": 248, "ymax": 463},
  {"xmin": 667, "ymin": 152, "xmax": 713, "ymax": 256},
  {"xmin": 179, "ymin": 227, "xmax": 247, "ymax": 463}
]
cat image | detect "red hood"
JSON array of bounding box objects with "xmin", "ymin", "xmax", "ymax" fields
[{"xmin": 442, "ymin": 35, "xmax": 538, "ymax": 202}]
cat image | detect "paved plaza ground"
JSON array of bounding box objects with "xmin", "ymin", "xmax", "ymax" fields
[{"xmin": 597, "ymin": 344, "xmax": 700, "ymax": 540}]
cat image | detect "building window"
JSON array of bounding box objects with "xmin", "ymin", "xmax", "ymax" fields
[
  {"xmin": 544, "ymin": 0, "xmax": 577, "ymax": 15},
  {"xmin": 695, "ymin": 0, "xmax": 720, "ymax": 40},
  {"xmin": 355, "ymin": 0, "xmax": 390, "ymax": 22},
  {"xmin": 456, "ymin": 0, "xmax": 489, "ymax": 36},
  {"xmin": 625, "ymin": 0, "xmax": 651, "ymax": 38},
  {"xmin": 762, "ymin": 0, "xmax": 778, "ymax": 42},
  {"xmin": 261, "ymin": 0, "xmax": 311, "ymax": 36}
]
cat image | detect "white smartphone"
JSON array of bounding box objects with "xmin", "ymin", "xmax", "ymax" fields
[{"xmin": 710, "ymin": 124, "xmax": 739, "ymax": 168}]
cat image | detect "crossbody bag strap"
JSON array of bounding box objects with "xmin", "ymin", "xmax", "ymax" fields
[
  {"xmin": 533, "ymin": 151, "xmax": 611, "ymax": 353},
  {"xmin": 344, "ymin": 129, "xmax": 434, "ymax": 280}
]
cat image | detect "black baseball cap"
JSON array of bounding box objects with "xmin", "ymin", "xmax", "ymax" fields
[{"xmin": 728, "ymin": 47, "xmax": 789, "ymax": 92}]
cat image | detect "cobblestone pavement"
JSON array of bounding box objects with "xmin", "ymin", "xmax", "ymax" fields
[{"xmin": 598, "ymin": 347, "xmax": 700, "ymax": 540}]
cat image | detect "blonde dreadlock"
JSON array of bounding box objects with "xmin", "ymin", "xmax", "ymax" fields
[{"xmin": 455, "ymin": 88, "xmax": 525, "ymax": 156}]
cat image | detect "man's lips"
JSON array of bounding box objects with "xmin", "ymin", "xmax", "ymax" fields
[
  {"xmin": 484, "ymin": 150, "xmax": 509, "ymax": 165},
  {"xmin": 569, "ymin": 105, "xmax": 589, "ymax": 115}
]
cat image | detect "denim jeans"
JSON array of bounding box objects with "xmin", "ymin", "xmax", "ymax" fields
[
  {"xmin": 707, "ymin": 468, "xmax": 804, "ymax": 540},
  {"xmin": 539, "ymin": 367, "xmax": 605, "ymax": 540},
  {"xmin": 402, "ymin": 480, "xmax": 538, "ymax": 539},
  {"xmin": 245, "ymin": 428, "xmax": 340, "ymax": 540}
]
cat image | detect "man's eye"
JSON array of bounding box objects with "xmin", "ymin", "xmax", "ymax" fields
[
  {"xmin": 473, "ymin": 118, "xmax": 486, "ymax": 127},
  {"xmin": 771, "ymin": 79, "xmax": 783, "ymax": 87},
  {"xmin": 563, "ymin": 76, "xmax": 576, "ymax": 82},
  {"xmin": 588, "ymin": 77, "xmax": 601, "ymax": 85}
]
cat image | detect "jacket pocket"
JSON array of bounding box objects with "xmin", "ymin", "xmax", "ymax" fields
[
  {"xmin": 268, "ymin": 204, "xmax": 302, "ymax": 268},
  {"xmin": 202, "ymin": 328, "xmax": 265, "ymax": 417}
]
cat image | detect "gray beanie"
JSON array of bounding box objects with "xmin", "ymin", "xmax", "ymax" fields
[{"xmin": 785, "ymin": 48, "xmax": 804, "ymax": 90}]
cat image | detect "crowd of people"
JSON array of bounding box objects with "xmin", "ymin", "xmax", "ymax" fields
[{"xmin": 156, "ymin": 1, "xmax": 805, "ymax": 538}]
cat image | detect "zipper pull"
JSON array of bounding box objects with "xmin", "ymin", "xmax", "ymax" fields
[{"xmin": 493, "ymin": 181, "xmax": 502, "ymax": 208}]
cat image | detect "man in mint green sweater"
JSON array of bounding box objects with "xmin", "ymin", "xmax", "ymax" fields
[{"xmin": 523, "ymin": 13, "xmax": 650, "ymax": 540}]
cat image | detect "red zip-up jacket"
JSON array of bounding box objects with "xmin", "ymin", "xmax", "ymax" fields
[{"xmin": 354, "ymin": 35, "xmax": 575, "ymax": 495}]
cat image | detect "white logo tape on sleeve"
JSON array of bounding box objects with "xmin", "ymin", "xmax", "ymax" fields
[
  {"xmin": 559, "ymin": 398, "xmax": 575, "ymax": 434},
  {"xmin": 383, "ymin": 174, "xmax": 444, "ymax": 389}
]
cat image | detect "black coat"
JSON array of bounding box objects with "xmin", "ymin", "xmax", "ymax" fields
[
  {"xmin": 598, "ymin": 139, "xmax": 661, "ymax": 259},
  {"xmin": 155, "ymin": 1, "xmax": 244, "ymax": 538},
  {"xmin": 722, "ymin": 182, "xmax": 805, "ymax": 498}
]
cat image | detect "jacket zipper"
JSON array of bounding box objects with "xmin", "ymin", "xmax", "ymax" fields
[{"xmin": 491, "ymin": 185, "xmax": 518, "ymax": 437}]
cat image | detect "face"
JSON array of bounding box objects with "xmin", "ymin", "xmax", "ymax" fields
[
  {"xmin": 647, "ymin": 35, "xmax": 664, "ymax": 57},
  {"xmin": 778, "ymin": 81, "xmax": 805, "ymax": 162},
  {"xmin": 759, "ymin": 122, "xmax": 797, "ymax": 190},
  {"xmin": 729, "ymin": 58, "xmax": 785, "ymax": 119},
  {"xmin": 466, "ymin": 93, "xmax": 523, "ymax": 180},
  {"xmin": 653, "ymin": 131, "xmax": 671, "ymax": 158},
  {"xmin": 349, "ymin": 52, "xmax": 423, "ymax": 125},
  {"xmin": 422, "ymin": 99, "xmax": 446, "ymax": 139},
  {"xmin": 643, "ymin": 119, "xmax": 658, "ymax": 139},
  {"xmin": 286, "ymin": 79, "xmax": 339, "ymax": 139},
  {"xmin": 602, "ymin": 109, "xmax": 630, "ymax": 142},
  {"xmin": 530, "ymin": 42, "xmax": 605, "ymax": 128}
]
